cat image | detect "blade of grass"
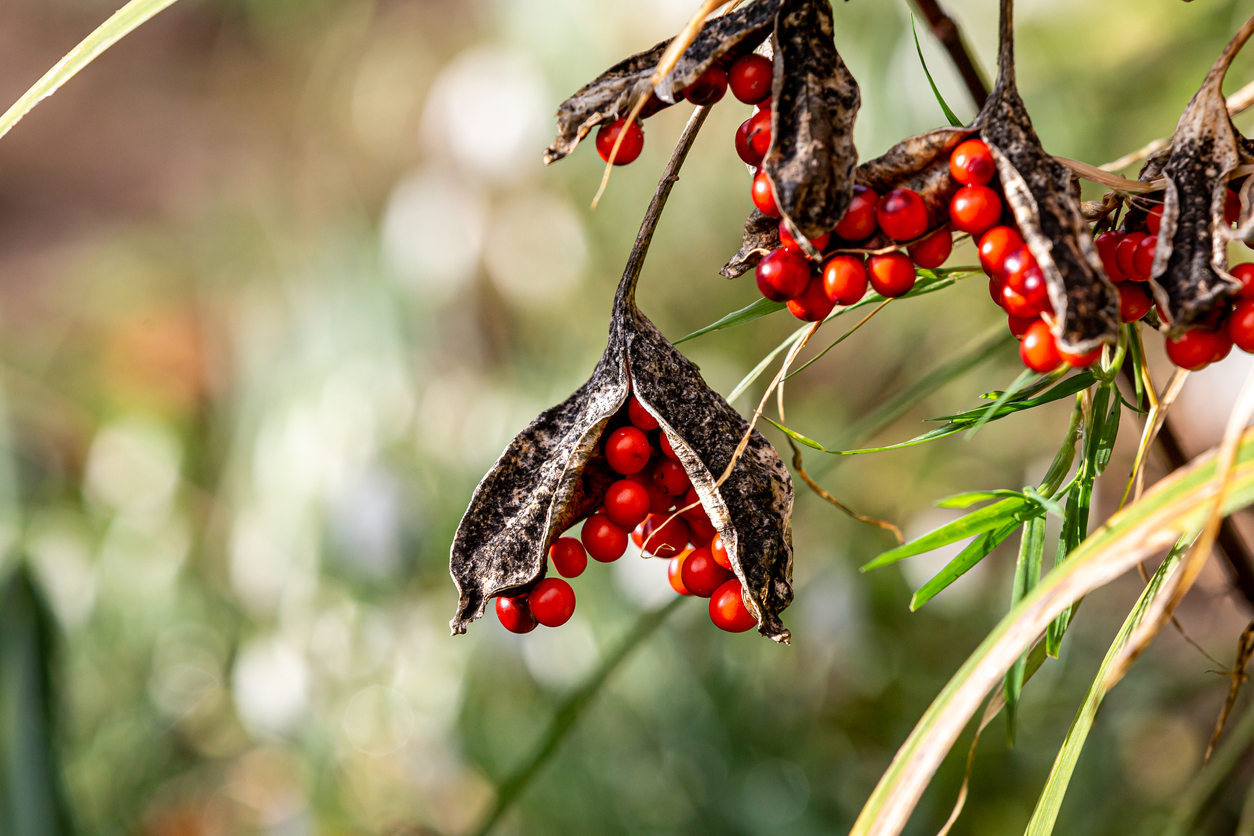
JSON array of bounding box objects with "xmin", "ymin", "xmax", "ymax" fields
[
  {"xmin": 0, "ymin": 0, "xmax": 182, "ymax": 142},
  {"xmin": 911, "ymin": 523, "xmax": 1017, "ymax": 610},
  {"xmin": 911, "ymin": 15, "xmax": 964, "ymax": 127},
  {"xmin": 966, "ymin": 369, "xmax": 1037, "ymax": 438},
  {"xmin": 1003, "ymin": 516, "xmax": 1044, "ymax": 743},
  {"xmin": 674, "ymin": 298, "xmax": 785, "ymax": 344},
  {"xmin": 726, "ymin": 325, "xmax": 808, "ymax": 403},
  {"xmin": 861, "ymin": 497, "xmax": 1035, "ymax": 570}
]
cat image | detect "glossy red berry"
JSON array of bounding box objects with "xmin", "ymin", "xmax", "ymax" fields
[
  {"xmin": 867, "ymin": 252, "xmax": 917, "ymax": 298},
  {"xmin": 949, "ymin": 139, "xmax": 996, "ymax": 186},
  {"xmin": 1166, "ymin": 328, "xmax": 1229, "ymax": 370},
  {"xmin": 746, "ymin": 109, "xmax": 772, "ymax": 158},
  {"xmin": 1116, "ymin": 232, "xmax": 1148, "ymax": 281},
  {"xmin": 1020, "ymin": 320, "xmax": 1063, "ymax": 373},
  {"xmin": 605, "ymin": 479, "xmax": 652, "ymax": 529},
  {"xmin": 949, "ymin": 185, "xmax": 1002, "ymax": 236},
  {"xmin": 1094, "ymin": 230, "xmax": 1127, "ymax": 282},
  {"xmin": 1228, "ymin": 299, "xmax": 1254, "ymax": 352},
  {"xmin": 907, "ymin": 227, "xmax": 953, "ymax": 269},
  {"xmin": 687, "ymin": 518, "xmax": 716, "ymax": 548},
  {"xmin": 1007, "ymin": 315, "xmax": 1036, "ymax": 339},
  {"xmin": 549, "ymin": 537, "xmax": 588, "ymax": 579},
  {"xmin": 1131, "ymin": 234, "xmax": 1157, "ymax": 281},
  {"xmin": 787, "ymin": 276, "xmax": 837, "ymax": 321},
  {"xmin": 756, "ymin": 248, "xmax": 812, "ymax": 299},
  {"xmin": 1231, "ymin": 263, "xmax": 1254, "ymax": 299},
  {"xmin": 595, "ymin": 119, "xmax": 644, "ymax": 165},
  {"xmin": 751, "ymin": 170, "xmax": 781, "ymax": 218},
  {"xmin": 627, "ymin": 471, "xmax": 674, "ymax": 514},
  {"xmin": 681, "ymin": 547, "xmax": 733, "ymax": 598},
  {"xmin": 684, "ymin": 64, "xmax": 727, "ymax": 106},
  {"xmin": 1146, "ymin": 205, "xmax": 1164, "ymax": 235},
  {"xmin": 877, "ymin": 188, "xmax": 929, "ymax": 241},
  {"xmin": 640, "ymin": 513, "xmax": 689, "ymax": 557},
  {"xmin": 652, "ymin": 458, "xmax": 691, "ymax": 497},
  {"xmin": 778, "ymin": 221, "xmax": 830, "ymax": 254},
  {"xmin": 659, "ymin": 432, "xmax": 681, "ymax": 462},
  {"xmin": 979, "ymin": 226, "xmax": 1024, "ymax": 279},
  {"xmin": 669, "ymin": 551, "xmax": 692, "ymax": 595},
  {"xmin": 709, "ymin": 579, "xmax": 757, "ymax": 632},
  {"xmin": 989, "ymin": 276, "xmax": 1005, "ymax": 309},
  {"xmin": 1117, "ymin": 282, "xmax": 1153, "ymax": 323},
  {"xmin": 729, "ymin": 54, "xmax": 773, "ymax": 104},
  {"xmin": 1001, "ymin": 277, "xmax": 1049, "ymax": 319},
  {"xmin": 605, "ymin": 426, "xmax": 651, "ymax": 475},
  {"xmin": 582, "ymin": 514, "xmax": 628, "ymax": 562},
  {"xmin": 627, "ymin": 395, "xmax": 659, "ymax": 431},
  {"xmin": 710, "ymin": 532, "xmax": 731, "ymax": 569},
  {"xmin": 529, "ymin": 578, "xmax": 575, "ymax": 628},
  {"xmin": 496, "ymin": 594, "xmax": 537, "ymax": 634},
  {"xmin": 1059, "ymin": 343, "xmax": 1102, "ymax": 369},
  {"xmin": 735, "ymin": 118, "xmax": 765, "ymax": 167},
  {"xmin": 1227, "ymin": 188, "xmax": 1242, "ymax": 225},
  {"xmin": 834, "ymin": 185, "xmax": 879, "ymax": 241},
  {"xmin": 822, "ymin": 255, "xmax": 868, "ymax": 305}
]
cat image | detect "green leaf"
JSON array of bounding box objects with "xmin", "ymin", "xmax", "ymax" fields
[
  {"xmin": 861, "ymin": 497, "xmax": 1036, "ymax": 571},
  {"xmin": 1022, "ymin": 487, "xmax": 1066, "ymax": 519},
  {"xmin": 936, "ymin": 490, "xmax": 1025, "ymax": 509},
  {"xmin": 726, "ymin": 325, "xmax": 809, "ymax": 403},
  {"xmin": 674, "ymin": 297, "xmax": 785, "ymax": 344},
  {"xmin": 1004, "ymin": 517, "xmax": 1045, "ymax": 744},
  {"xmin": 910, "ymin": 524, "xmax": 1016, "ymax": 610},
  {"xmin": 966, "ymin": 369, "xmax": 1038, "ymax": 439},
  {"xmin": 911, "ymin": 15, "xmax": 964, "ymax": 127},
  {"xmin": 1024, "ymin": 536, "xmax": 1189, "ymax": 836},
  {"xmin": 1124, "ymin": 323, "xmax": 1146, "ymax": 410},
  {"xmin": 0, "ymin": 0, "xmax": 182, "ymax": 143},
  {"xmin": 928, "ymin": 370, "xmax": 1086, "ymax": 422}
]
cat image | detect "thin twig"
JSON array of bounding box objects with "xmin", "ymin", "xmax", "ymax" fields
[{"xmin": 1206, "ymin": 621, "xmax": 1254, "ymax": 763}]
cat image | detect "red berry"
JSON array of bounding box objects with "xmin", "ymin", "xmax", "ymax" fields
[
  {"xmin": 1020, "ymin": 320, "xmax": 1063, "ymax": 373},
  {"xmin": 1146, "ymin": 205, "xmax": 1164, "ymax": 235},
  {"xmin": 778, "ymin": 220, "xmax": 830, "ymax": 254},
  {"xmin": 605, "ymin": 426, "xmax": 651, "ymax": 475},
  {"xmin": 496, "ymin": 594, "xmax": 537, "ymax": 634},
  {"xmin": 640, "ymin": 513, "xmax": 689, "ymax": 557},
  {"xmin": 1227, "ymin": 188, "xmax": 1242, "ymax": 225},
  {"xmin": 710, "ymin": 532, "xmax": 731, "ymax": 569},
  {"xmin": 867, "ymin": 252, "xmax": 917, "ymax": 298},
  {"xmin": 1007, "ymin": 315, "xmax": 1036, "ymax": 339},
  {"xmin": 834, "ymin": 185, "xmax": 879, "ymax": 241},
  {"xmin": 1132, "ymin": 234, "xmax": 1157, "ymax": 281},
  {"xmin": 627, "ymin": 471, "xmax": 674, "ymax": 514},
  {"xmin": 1116, "ymin": 232, "xmax": 1148, "ymax": 281},
  {"xmin": 1166, "ymin": 328, "xmax": 1228, "ymax": 370},
  {"xmin": 786, "ymin": 275, "xmax": 837, "ymax": 321},
  {"xmin": 595, "ymin": 119, "xmax": 644, "ymax": 165},
  {"xmin": 659, "ymin": 432, "xmax": 681, "ymax": 462},
  {"xmin": 687, "ymin": 518, "xmax": 716, "ymax": 548},
  {"xmin": 978, "ymin": 226, "xmax": 1024, "ymax": 279},
  {"xmin": 681, "ymin": 547, "xmax": 733, "ymax": 598},
  {"xmin": 1213, "ymin": 329, "xmax": 1235, "ymax": 363},
  {"xmin": 1059, "ymin": 344, "xmax": 1102, "ymax": 369},
  {"xmin": 651, "ymin": 458, "xmax": 691, "ymax": 497},
  {"xmin": 729, "ymin": 54, "xmax": 773, "ymax": 104},
  {"xmin": 529, "ymin": 578, "xmax": 576, "ymax": 628},
  {"xmin": 756, "ymin": 248, "xmax": 812, "ymax": 299},
  {"xmin": 746, "ymin": 108, "xmax": 772, "ymax": 158},
  {"xmin": 680, "ymin": 487, "xmax": 710, "ymax": 524},
  {"xmin": 751, "ymin": 170, "xmax": 781, "ymax": 218},
  {"xmin": 1001, "ymin": 278, "xmax": 1049, "ymax": 319},
  {"xmin": 669, "ymin": 551, "xmax": 693, "ymax": 595},
  {"xmin": 877, "ymin": 188, "xmax": 929, "ymax": 241},
  {"xmin": 1228, "ymin": 299, "xmax": 1254, "ymax": 352},
  {"xmin": 709, "ymin": 578, "xmax": 757, "ymax": 632},
  {"xmin": 1117, "ymin": 282, "xmax": 1153, "ymax": 323},
  {"xmin": 631, "ymin": 522, "xmax": 644, "ymax": 548},
  {"xmin": 1231, "ymin": 263, "xmax": 1254, "ymax": 299},
  {"xmin": 1094, "ymin": 230, "xmax": 1127, "ymax": 282},
  {"xmin": 627, "ymin": 395, "xmax": 659, "ymax": 431},
  {"xmin": 989, "ymin": 276, "xmax": 1005, "ymax": 309},
  {"xmin": 605, "ymin": 479, "xmax": 652, "ymax": 529},
  {"xmin": 684, "ymin": 64, "xmax": 727, "ymax": 106},
  {"xmin": 949, "ymin": 138, "xmax": 996, "ymax": 186},
  {"xmin": 949, "ymin": 185, "xmax": 1002, "ymax": 236},
  {"xmin": 582, "ymin": 514, "xmax": 628, "ymax": 562},
  {"xmin": 822, "ymin": 255, "xmax": 868, "ymax": 305},
  {"xmin": 908, "ymin": 227, "xmax": 953, "ymax": 269},
  {"xmin": 549, "ymin": 537, "xmax": 588, "ymax": 578},
  {"xmin": 735, "ymin": 118, "xmax": 765, "ymax": 167}
]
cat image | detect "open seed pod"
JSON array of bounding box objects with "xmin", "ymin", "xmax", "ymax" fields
[
  {"xmin": 454, "ymin": 113, "xmax": 795, "ymax": 642},
  {"xmin": 1137, "ymin": 15, "xmax": 1254, "ymax": 331},
  {"xmin": 543, "ymin": 0, "xmax": 781, "ymax": 165},
  {"xmin": 969, "ymin": 0, "xmax": 1119, "ymax": 353},
  {"xmin": 721, "ymin": 209, "xmax": 781, "ymax": 279}
]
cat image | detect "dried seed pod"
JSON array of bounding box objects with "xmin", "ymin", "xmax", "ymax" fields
[
  {"xmin": 855, "ymin": 127, "xmax": 968, "ymax": 223},
  {"xmin": 1139, "ymin": 15, "xmax": 1254, "ymax": 331},
  {"xmin": 454, "ymin": 112, "xmax": 795, "ymax": 642},
  {"xmin": 720, "ymin": 209, "xmax": 781, "ymax": 279},
  {"xmin": 971, "ymin": 0, "xmax": 1119, "ymax": 353},
  {"xmin": 762, "ymin": 0, "xmax": 861, "ymax": 240},
  {"xmin": 543, "ymin": 0, "xmax": 781, "ymax": 165}
]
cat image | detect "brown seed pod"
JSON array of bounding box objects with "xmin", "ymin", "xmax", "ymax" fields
[
  {"xmin": 855, "ymin": 127, "xmax": 968, "ymax": 223},
  {"xmin": 970, "ymin": 0, "xmax": 1119, "ymax": 353},
  {"xmin": 543, "ymin": 0, "xmax": 781, "ymax": 165},
  {"xmin": 720, "ymin": 209, "xmax": 780, "ymax": 279},
  {"xmin": 454, "ymin": 111, "xmax": 796, "ymax": 642},
  {"xmin": 1139, "ymin": 15, "xmax": 1254, "ymax": 332}
]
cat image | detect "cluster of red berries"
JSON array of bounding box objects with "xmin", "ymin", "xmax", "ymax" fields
[{"xmin": 495, "ymin": 394, "xmax": 758, "ymax": 635}]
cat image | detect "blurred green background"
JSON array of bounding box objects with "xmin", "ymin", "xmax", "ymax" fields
[{"xmin": 2, "ymin": 0, "xmax": 1254, "ymax": 834}]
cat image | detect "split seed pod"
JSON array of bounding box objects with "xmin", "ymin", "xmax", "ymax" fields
[
  {"xmin": 1137, "ymin": 15, "xmax": 1254, "ymax": 331},
  {"xmin": 453, "ymin": 112, "xmax": 795, "ymax": 642}
]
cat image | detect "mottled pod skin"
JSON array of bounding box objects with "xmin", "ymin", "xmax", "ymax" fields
[{"xmin": 453, "ymin": 111, "xmax": 795, "ymax": 643}]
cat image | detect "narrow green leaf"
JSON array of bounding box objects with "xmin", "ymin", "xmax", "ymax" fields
[
  {"xmin": 726, "ymin": 325, "xmax": 808, "ymax": 403},
  {"xmin": 1022, "ymin": 487, "xmax": 1066, "ymax": 519},
  {"xmin": 911, "ymin": 15, "xmax": 964, "ymax": 127},
  {"xmin": 1004, "ymin": 517, "xmax": 1045, "ymax": 744},
  {"xmin": 928, "ymin": 371, "xmax": 1089, "ymax": 423},
  {"xmin": 763, "ymin": 416, "xmax": 827, "ymax": 450},
  {"xmin": 674, "ymin": 297, "xmax": 785, "ymax": 344},
  {"xmin": 966, "ymin": 369, "xmax": 1037, "ymax": 439},
  {"xmin": 862, "ymin": 498, "xmax": 1035, "ymax": 571},
  {"xmin": 910, "ymin": 524, "xmax": 1017, "ymax": 610},
  {"xmin": 1125, "ymin": 324, "xmax": 1146, "ymax": 410},
  {"xmin": 936, "ymin": 490, "xmax": 1025, "ymax": 509}
]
